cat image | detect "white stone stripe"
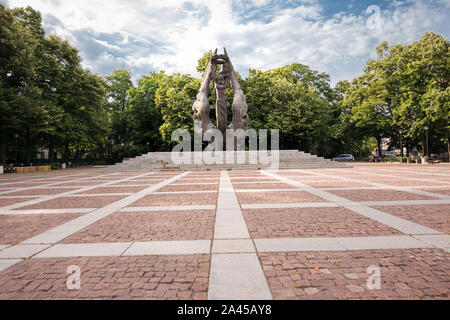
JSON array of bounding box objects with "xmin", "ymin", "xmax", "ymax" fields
[
  {"xmin": 209, "ymin": 171, "xmax": 272, "ymax": 300},
  {"xmin": 20, "ymin": 172, "xmax": 189, "ymax": 245},
  {"xmin": 214, "ymin": 171, "xmax": 250, "ymax": 239},
  {"xmin": 123, "ymin": 240, "xmax": 210, "ymax": 256},
  {"xmin": 262, "ymin": 171, "xmax": 444, "ymax": 238},
  {"xmin": 0, "ymin": 172, "xmax": 154, "ymax": 210},
  {"xmin": 333, "ymin": 168, "xmax": 450, "ymax": 187},
  {"xmin": 152, "ymin": 191, "xmax": 217, "ymax": 195},
  {"xmin": 412, "ymin": 235, "xmax": 450, "ymax": 253},
  {"xmin": 235, "ymin": 188, "xmax": 303, "ymax": 192},
  {"xmin": 255, "ymin": 236, "xmax": 431, "ymax": 252},
  {"xmin": 320, "ymin": 186, "xmax": 450, "ymax": 191},
  {"xmin": 0, "ymin": 193, "xmax": 133, "ymax": 199},
  {"xmin": 0, "ymin": 172, "xmax": 92, "ymax": 186},
  {"xmin": 0, "ymin": 259, "xmax": 23, "ymax": 272},
  {"xmin": 0, "ymin": 172, "xmax": 103, "ymax": 195},
  {"xmin": 34, "ymin": 243, "xmax": 133, "ymax": 258},
  {"xmin": 300, "ymin": 169, "xmax": 450, "ymax": 200},
  {"xmin": 242, "ymin": 203, "xmax": 339, "ymax": 209},
  {"xmin": 208, "ymin": 253, "xmax": 272, "ymax": 300},
  {"xmin": 120, "ymin": 205, "xmax": 216, "ymax": 212},
  {"xmin": 0, "ymin": 244, "xmax": 51, "ymax": 259},
  {"xmin": 360, "ymin": 199, "xmax": 450, "ymax": 206},
  {"xmin": 0, "ymin": 208, "xmax": 96, "ymax": 215}
]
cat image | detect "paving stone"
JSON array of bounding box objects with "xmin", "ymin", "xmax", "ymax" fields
[
  {"xmin": 208, "ymin": 253, "xmax": 272, "ymax": 300},
  {"xmin": 212, "ymin": 239, "xmax": 255, "ymax": 254},
  {"xmin": 123, "ymin": 240, "xmax": 211, "ymax": 256},
  {"xmin": 34, "ymin": 243, "xmax": 132, "ymax": 258}
]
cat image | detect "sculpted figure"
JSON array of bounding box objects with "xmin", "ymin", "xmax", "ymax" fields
[
  {"xmin": 192, "ymin": 48, "xmax": 249, "ymax": 145},
  {"xmin": 192, "ymin": 49, "xmax": 217, "ymax": 136}
]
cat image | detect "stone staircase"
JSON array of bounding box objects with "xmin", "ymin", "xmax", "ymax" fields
[{"xmin": 98, "ymin": 150, "xmax": 351, "ymax": 172}]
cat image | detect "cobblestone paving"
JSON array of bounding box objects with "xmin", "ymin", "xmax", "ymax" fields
[
  {"xmin": 243, "ymin": 207, "xmax": 402, "ymax": 238},
  {"xmin": 0, "ymin": 165, "xmax": 449, "ymax": 300},
  {"xmin": 259, "ymin": 249, "xmax": 449, "ymax": 300},
  {"xmin": 61, "ymin": 210, "xmax": 216, "ymax": 243},
  {"xmin": 0, "ymin": 255, "xmax": 210, "ymax": 299}
]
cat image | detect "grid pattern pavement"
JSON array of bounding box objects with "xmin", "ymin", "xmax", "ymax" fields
[{"xmin": 0, "ymin": 165, "xmax": 449, "ymax": 300}]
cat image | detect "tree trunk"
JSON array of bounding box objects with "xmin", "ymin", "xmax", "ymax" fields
[
  {"xmin": 377, "ymin": 136, "xmax": 382, "ymax": 157},
  {"xmin": 445, "ymin": 127, "xmax": 450, "ymax": 156},
  {"xmin": 26, "ymin": 127, "xmax": 31, "ymax": 165},
  {"xmin": 64, "ymin": 141, "xmax": 69, "ymax": 163},
  {"xmin": 0, "ymin": 129, "xmax": 5, "ymax": 165},
  {"xmin": 48, "ymin": 139, "xmax": 54, "ymax": 164}
]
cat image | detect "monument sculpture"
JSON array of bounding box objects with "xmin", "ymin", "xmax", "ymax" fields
[{"xmin": 192, "ymin": 48, "xmax": 249, "ymax": 145}]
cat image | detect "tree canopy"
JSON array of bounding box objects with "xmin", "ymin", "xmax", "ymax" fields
[{"xmin": 1, "ymin": 4, "xmax": 448, "ymax": 165}]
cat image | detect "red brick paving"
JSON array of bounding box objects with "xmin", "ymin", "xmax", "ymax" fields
[
  {"xmin": 372, "ymin": 205, "xmax": 450, "ymax": 234},
  {"xmin": 327, "ymin": 189, "xmax": 438, "ymax": 202},
  {"xmin": 0, "ymin": 255, "xmax": 210, "ymax": 300},
  {"xmin": 0, "ymin": 213, "xmax": 83, "ymax": 245},
  {"xmin": 259, "ymin": 249, "xmax": 450, "ymax": 300},
  {"xmin": 129, "ymin": 193, "xmax": 218, "ymax": 207},
  {"xmin": 237, "ymin": 191, "xmax": 326, "ymax": 204},
  {"xmin": 61, "ymin": 210, "xmax": 215, "ymax": 243},
  {"xmin": 243, "ymin": 207, "xmax": 401, "ymax": 238},
  {"xmin": 18, "ymin": 196, "xmax": 127, "ymax": 210}
]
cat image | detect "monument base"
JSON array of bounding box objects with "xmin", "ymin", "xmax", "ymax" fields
[{"xmin": 99, "ymin": 150, "xmax": 351, "ymax": 172}]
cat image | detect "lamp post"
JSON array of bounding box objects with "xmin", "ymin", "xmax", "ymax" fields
[{"xmin": 424, "ymin": 126, "xmax": 430, "ymax": 159}]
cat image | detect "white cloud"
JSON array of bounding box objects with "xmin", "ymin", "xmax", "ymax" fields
[{"xmin": 4, "ymin": 0, "xmax": 449, "ymax": 85}]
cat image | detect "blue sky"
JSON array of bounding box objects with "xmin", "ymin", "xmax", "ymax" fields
[{"xmin": 2, "ymin": 0, "xmax": 449, "ymax": 85}]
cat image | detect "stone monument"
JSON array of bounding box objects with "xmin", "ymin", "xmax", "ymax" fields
[{"xmin": 192, "ymin": 48, "xmax": 249, "ymax": 145}]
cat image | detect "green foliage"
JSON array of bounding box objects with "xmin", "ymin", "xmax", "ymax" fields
[{"xmin": 1, "ymin": 3, "xmax": 448, "ymax": 164}]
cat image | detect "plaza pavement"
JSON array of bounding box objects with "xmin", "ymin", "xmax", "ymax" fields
[{"xmin": 0, "ymin": 164, "xmax": 448, "ymax": 300}]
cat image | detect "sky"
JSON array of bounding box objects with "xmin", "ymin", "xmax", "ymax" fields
[{"xmin": 2, "ymin": 0, "xmax": 449, "ymax": 85}]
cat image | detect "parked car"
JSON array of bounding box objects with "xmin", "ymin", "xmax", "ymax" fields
[{"xmin": 332, "ymin": 154, "xmax": 355, "ymax": 162}]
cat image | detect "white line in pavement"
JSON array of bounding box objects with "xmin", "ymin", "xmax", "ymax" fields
[
  {"xmin": 120, "ymin": 205, "xmax": 216, "ymax": 212},
  {"xmin": 0, "ymin": 208, "xmax": 97, "ymax": 215},
  {"xmin": 262, "ymin": 171, "xmax": 444, "ymax": 238},
  {"xmin": 298, "ymin": 169, "xmax": 450, "ymax": 200},
  {"xmin": 123, "ymin": 240, "xmax": 211, "ymax": 256},
  {"xmin": 0, "ymin": 172, "xmax": 154, "ymax": 210},
  {"xmin": 242, "ymin": 203, "xmax": 339, "ymax": 209},
  {"xmin": 254, "ymin": 235, "xmax": 431, "ymax": 252},
  {"xmin": 332, "ymin": 168, "xmax": 450, "ymax": 187},
  {"xmin": 0, "ymin": 172, "xmax": 104, "ymax": 195},
  {"xmin": 0, "ymin": 205, "xmax": 217, "ymax": 215},
  {"xmin": 34, "ymin": 242, "xmax": 133, "ymax": 258},
  {"xmin": 0, "ymin": 172, "xmax": 92, "ymax": 186},
  {"xmin": 209, "ymin": 253, "xmax": 272, "ymax": 300},
  {"xmin": 21, "ymin": 172, "xmax": 189, "ymax": 245},
  {"xmin": 214, "ymin": 171, "xmax": 250, "ymax": 240},
  {"xmin": 0, "ymin": 234, "xmax": 438, "ymax": 260},
  {"xmin": 209, "ymin": 171, "xmax": 272, "ymax": 300},
  {"xmin": 0, "ymin": 259, "xmax": 23, "ymax": 272}
]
